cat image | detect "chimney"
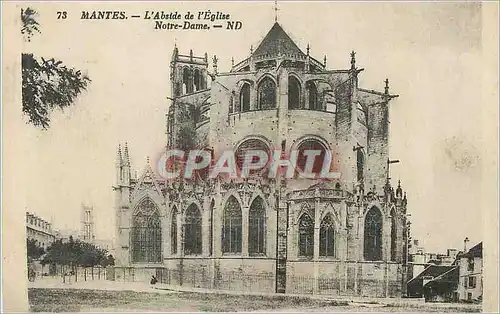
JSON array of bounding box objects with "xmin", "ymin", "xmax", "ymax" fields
[{"xmin": 464, "ymin": 237, "xmax": 470, "ymax": 252}]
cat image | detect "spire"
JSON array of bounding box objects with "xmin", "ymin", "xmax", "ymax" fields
[
  {"xmin": 274, "ymin": 0, "xmax": 279, "ymax": 23},
  {"xmin": 384, "ymin": 78, "xmax": 389, "ymax": 95},
  {"xmin": 396, "ymin": 179, "xmax": 403, "ymax": 198},
  {"xmin": 306, "ymin": 43, "xmax": 310, "ymax": 56},
  {"xmin": 124, "ymin": 142, "xmax": 130, "ymax": 166},
  {"xmin": 231, "ymin": 57, "xmax": 234, "ymax": 67},
  {"xmin": 350, "ymin": 50, "xmax": 356, "ymax": 70},
  {"xmin": 250, "ymin": 45, "xmax": 253, "ymax": 55},
  {"xmin": 323, "ymin": 55, "xmax": 327, "ymax": 68},
  {"xmin": 189, "ymin": 49, "xmax": 193, "ymax": 61},
  {"xmin": 116, "ymin": 144, "xmax": 122, "ymax": 166},
  {"xmin": 204, "ymin": 52, "xmax": 208, "ymax": 63},
  {"xmin": 172, "ymin": 40, "xmax": 178, "ymax": 60}
]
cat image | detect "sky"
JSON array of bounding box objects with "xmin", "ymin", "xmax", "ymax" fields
[{"xmin": 14, "ymin": 2, "xmax": 484, "ymax": 254}]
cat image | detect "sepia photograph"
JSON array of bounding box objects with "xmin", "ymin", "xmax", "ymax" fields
[{"xmin": 1, "ymin": 1, "xmax": 499, "ymax": 312}]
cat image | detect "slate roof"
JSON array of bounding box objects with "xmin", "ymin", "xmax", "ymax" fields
[
  {"xmin": 465, "ymin": 242, "xmax": 482, "ymax": 258},
  {"xmin": 408, "ymin": 265, "xmax": 456, "ymax": 284},
  {"xmin": 253, "ymin": 23, "xmax": 305, "ymax": 58}
]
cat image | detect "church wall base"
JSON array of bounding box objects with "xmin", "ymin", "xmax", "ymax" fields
[{"xmin": 110, "ymin": 259, "xmax": 403, "ymax": 298}]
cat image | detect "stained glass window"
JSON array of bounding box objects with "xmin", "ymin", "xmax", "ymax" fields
[
  {"xmin": 258, "ymin": 77, "xmax": 276, "ymax": 110},
  {"xmin": 249, "ymin": 197, "xmax": 266, "ymax": 255},
  {"xmin": 357, "ymin": 150, "xmax": 364, "ymax": 182},
  {"xmin": 319, "ymin": 214, "xmax": 335, "ymax": 257},
  {"xmin": 391, "ymin": 209, "xmax": 397, "ymax": 261},
  {"xmin": 240, "ymin": 83, "xmax": 250, "ymax": 112},
  {"xmin": 288, "ymin": 76, "xmax": 301, "ymax": 109},
  {"xmin": 131, "ymin": 198, "xmax": 162, "ymax": 263},
  {"xmin": 171, "ymin": 207, "xmax": 177, "ymax": 255},
  {"xmin": 307, "ymin": 81, "xmax": 319, "ymax": 110},
  {"xmin": 298, "ymin": 213, "xmax": 314, "ymax": 257},
  {"xmin": 222, "ymin": 196, "xmax": 242, "ymax": 254},
  {"xmin": 209, "ymin": 200, "xmax": 214, "ymax": 256},
  {"xmin": 364, "ymin": 207, "xmax": 383, "ymax": 261},
  {"xmin": 184, "ymin": 204, "xmax": 202, "ymax": 255}
]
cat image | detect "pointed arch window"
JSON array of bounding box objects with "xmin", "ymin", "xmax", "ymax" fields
[
  {"xmin": 258, "ymin": 77, "xmax": 276, "ymax": 110},
  {"xmin": 209, "ymin": 200, "xmax": 215, "ymax": 256},
  {"xmin": 182, "ymin": 68, "xmax": 190, "ymax": 95},
  {"xmin": 222, "ymin": 196, "xmax": 242, "ymax": 254},
  {"xmin": 171, "ymin": 207, "xmax": 178, "ymax": 255},
  {"xmin": 306, "ymin": 81, "xmax": 319, "ymax": 110},
  {"xmin": 288, "ymin": 76, "xmax": 301, "ymax": 109},
  {"xmin": 184, "ymin": 204, "xmax": 202, "ymax": 255},
  {"xmin": 320, "ymin": 214, "xmax": 335, "ymax": 257},
  {"xmin": 229, "ymin": 94, "xmax": 234, "ymax": 114},
  {"xmin": 298, "ymin": 213, "xmax": 314, "ymax": 257},
  {"xmin": 249, "ymin": 197, "xmax": 266, "ymax": 255},
  {"xmin": 357, "ymin": 150, "xmax": 364, "ymax": 182},
  {"xmin": 240, "ymin": 83, "xmax": 250, "ymax": 112},
  {"xmin": 390, "ymin": 209, "xmax": 397, "ymax": 262},
  {"xmin": 131, "ymin": 198, "xmax": 162, "ymax": 263},
  {"xmin": 364, "ymin": 207, "xmax": 383, "ymax": 261},
  {"xmin": 194, "ymin": 69, "xmax": 200, "ymax": 91}
]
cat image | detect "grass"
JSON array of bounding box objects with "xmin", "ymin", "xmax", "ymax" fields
[
  {"xmin": 28, "ymin": 288, "xmax": 347, "ymax": 312},
  {"xmin": 28, "ymin": 288, "xmax": 482, "ymax": 313}
]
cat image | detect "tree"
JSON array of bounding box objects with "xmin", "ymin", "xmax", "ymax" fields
[
  {"xmin": 42, "ymin": 237, "xmax": 113, "ymax": 269},
  {"xmin": 26, "ymin": 238, "xmax": 45, "ymax": 262},
  {"xmin": 21, "ymin": 7, "xmax": 91, "ymax": 129},
  {"xmin": 21, "ymin": 7, "xmax": 40, "ymax": 42}
]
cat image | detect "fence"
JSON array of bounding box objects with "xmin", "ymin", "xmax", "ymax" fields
[
  {"xmin": 109, "ymin": 263, "xmax": 404, "ymax": 298},
  {"xmin": 43, "ymin": 265, "xmax": 108, "ymax": 282}
]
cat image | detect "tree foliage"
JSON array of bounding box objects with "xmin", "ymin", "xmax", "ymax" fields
[
  {"xmin": 42, "ymin": 236, "xmax": 114, "ymax": 268},
  {"xmin": 26, "ymin": 238, "xmax": 45, "ymax": 262},
  {"xmin": 22, "ymin": 54, "xmax": 91, "ymax": 129},
  {"xmin": 21, "ymin": 7, "xmax": 91, "ymax": 129},
  {"xmin": 21, "ymin": 7, "xmax": 40, "ymax": 42}
]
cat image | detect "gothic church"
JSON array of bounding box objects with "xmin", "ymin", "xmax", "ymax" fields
[{"xmin": 113, "ymin": 22, "xmax": 409, "ymax": 297}]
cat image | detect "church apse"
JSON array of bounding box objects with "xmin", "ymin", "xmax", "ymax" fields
[{"xmin": 113, "ymin": 20, "xmax": 409, "ymax": 298}]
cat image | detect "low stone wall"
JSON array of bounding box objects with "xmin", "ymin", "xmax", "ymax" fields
[{"xmin": 109, "ymin": 259, "xmax": 404, "ymax": 298}]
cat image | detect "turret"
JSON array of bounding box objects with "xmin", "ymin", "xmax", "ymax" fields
[
  {"xmin": 116, "ymin": 144, "xmax": 122, "ymax": 185},
  {"xmin": 123, "ymin": 142, "xmax": 131, "ymax": 185}
]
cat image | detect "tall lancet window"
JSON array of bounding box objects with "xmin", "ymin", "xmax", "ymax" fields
[
  {"xmin": 182, "ymin": 68, "xmax": 190, "ymax": 95},
  {"xmin": 288, "ymin": 76, "xmax": 301, "ymax": 109},
  {"xmin": 357, "ymin": 150, "xmax": 365, "ymax": 183},
  {"xmin": 240, "ymin": 83, "xmax": 250, "ymax": 112},
  {"xmin": 194, "ymin": 69, "xmax": 201, "ymax": 91},
  {"xmin": 364, "ymin": 207, "xmax": 383, "ymax": 261},
  {"xmin": 319, "ymin": 214, "xmax": 335, "ymax": 257},
  {"xmin": 306, "ymin": 81, "xmax": 319, "ymax": 110},
  {"xmin": 390, "ymin": 209, "xmax": 397, "ymax": 262},
  {"xmin": 131, "ymin": 198, "xmax": 162, "ymax": 263},
  {"xmin": 209, "ymin": 200, "xmax": 215, "ymax": 256},
  {"xmin": 298, "ymin": 213, "xmax": 314, "ymax": 257},
  {"xmin": 222, "ymin": 196, "xmax": 242, "ymax": 254},
  {"xmin": 171, "ymin": 207, "xmax": 178, "ymax": 255},
  {"xmin": 258, "ymin": 77, "xmax": 276, "ymax": 110},
  {"xmin": 249, "ymin": 196, "xmax": 266, "ymax": 255},
  {"xmin": 184, "ymin": 204, "xmax": 202, "ymax": 255}
]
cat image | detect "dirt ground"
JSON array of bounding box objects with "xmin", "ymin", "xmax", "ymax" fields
[{"xmin": 28, "ymin": 288, "xmax": 481, "ymax": 313}]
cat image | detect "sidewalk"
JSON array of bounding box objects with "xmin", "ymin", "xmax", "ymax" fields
[{"xmin": 28, "ymin": 276, "xmax": 178, "ymax": 294}]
